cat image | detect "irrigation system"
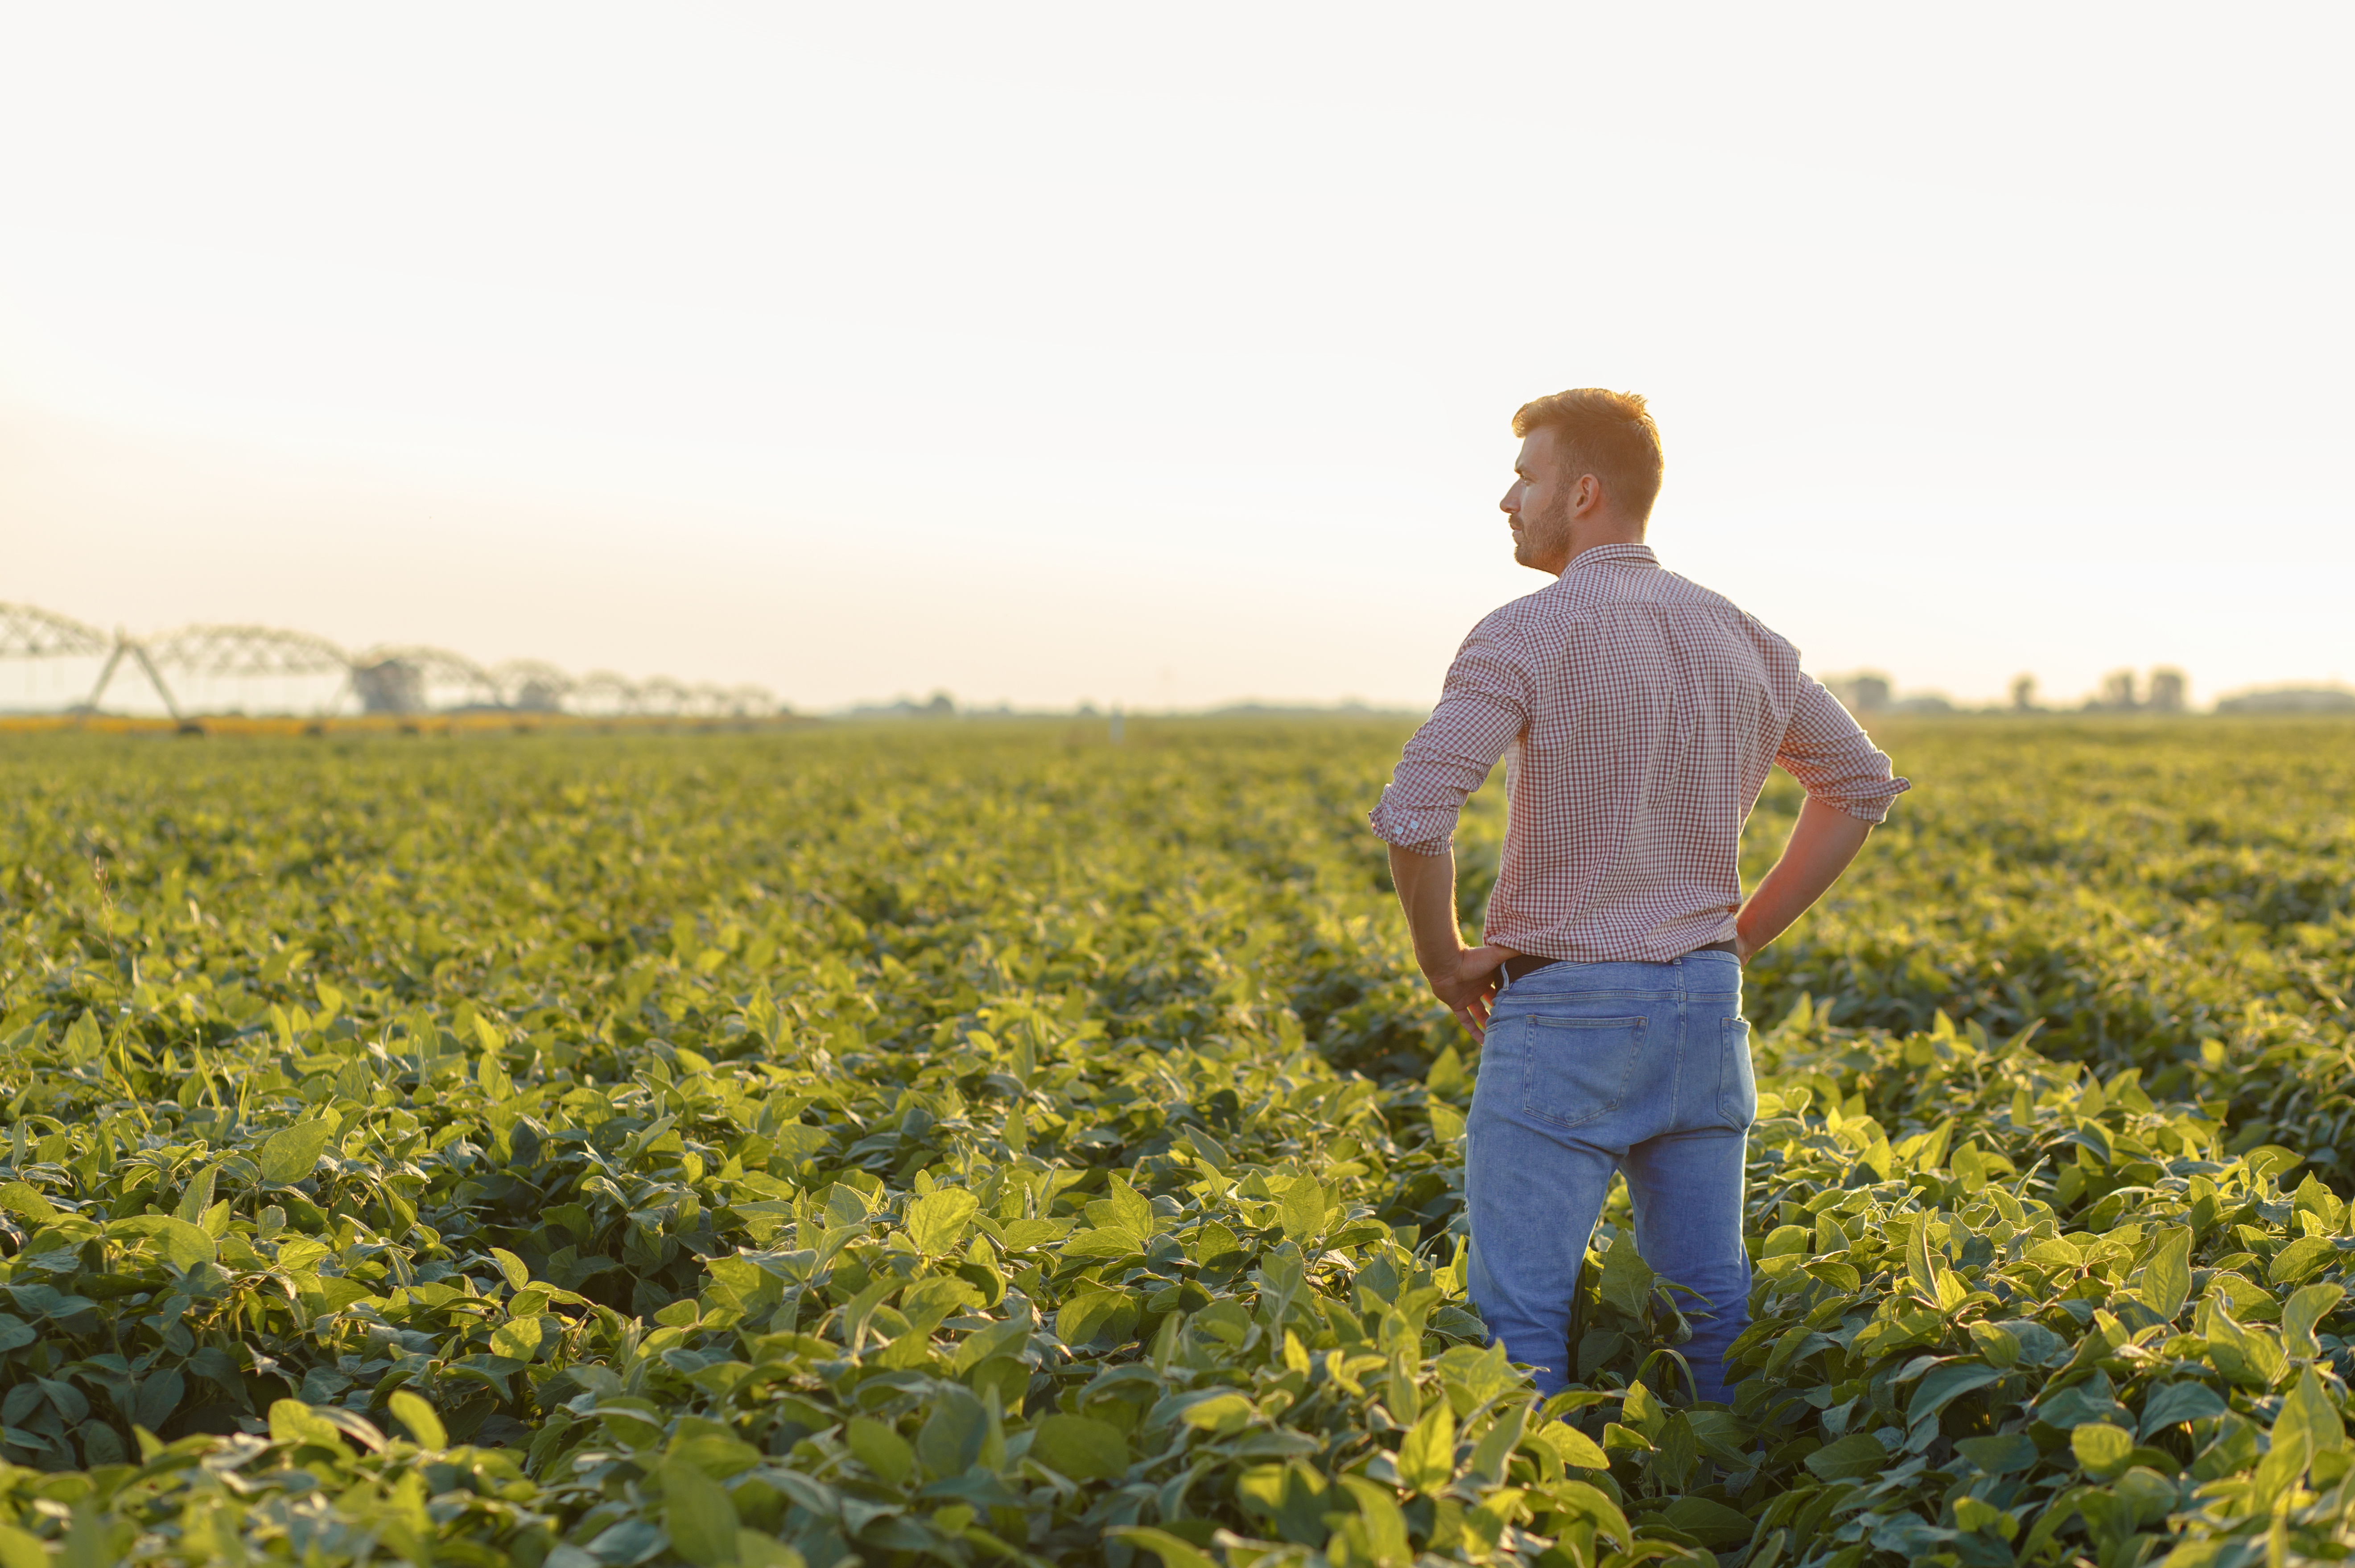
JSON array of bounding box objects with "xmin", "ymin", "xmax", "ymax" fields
[{"xmin": 0, "ymin": 603, "xmax": 781, "ymax": 719}]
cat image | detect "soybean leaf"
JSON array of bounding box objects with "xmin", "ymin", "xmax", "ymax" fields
[
  {"xmin": 1805, "ymin": 1433, "xmax": 1888, "ymax": 1481},
  {"xmin": 156, "ymin": 1218, "xmax": 216, "ymax": 1271},
  {"xmin": 1278, "ymin": 1178, "xmax": 1327, "ymax": 1245},
  {"xmin": 2071, "ymin": 1423, "xmax": 2133, "ymax": 1478},
  {"xmin": 1396, "ymin": 1399, "xmax": 1456, "ymax": 1494},
  {"xmin": 2139, "ymin": 1225, "xmax": 2193, "ymax": 1320},
  {"xmin": 1031, "ymin": 1413, "xmax": 1130, "ymax": 1482},
  {"xmin": 660, "ymin": 1457, "xmax": 744, "ymax": 1568},
  {"xmin": 388, "ymin": 1391, "xmax": 445, "ymax": 1449},
  {"xmin": 905, "ymin": 1189, "xmax": 979, "ymax": 1255},
  {"xmin": 256, "ymin": 1119, "xmax": 335, "ymax": 1186},
  {"xmin": 1105, "ymin": 1527, "xmax": 1220, "ymax": 1568}
]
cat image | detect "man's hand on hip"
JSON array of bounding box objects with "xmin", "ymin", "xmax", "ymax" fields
[
  {"xmin": 1426, "ymin": 942, "xmax": 1513, "ymax": 1042},
  {"xmin": 1387, "ymin": 843, "xmax": 1515, "ymax": 1041}
]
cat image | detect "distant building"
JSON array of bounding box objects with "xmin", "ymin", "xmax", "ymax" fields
[
  {"xmin": 1825, "ymin": 673, "xmax": 1891, "ymax": 714},
  {"xmin": 353, "ymin": 658, "xmax": 425, "ymax": 714},
  {"xmin": 2215, "ymin": 687, "xmax": 2355, "ymax": 714}
]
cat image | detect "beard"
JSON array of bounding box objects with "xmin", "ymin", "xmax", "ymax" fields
[{"xmin": 1512, "ymin": 493, "xmax": 1573, "ymax": 568}]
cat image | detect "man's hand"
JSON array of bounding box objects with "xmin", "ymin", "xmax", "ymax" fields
[
  {"xmin": 1388, "ymin": 843, "xmax": 1514, "ymax": 1041},
  {"xmin": 1427, "ymin": 941, "xmax": 1514, "ymax": 1041}
]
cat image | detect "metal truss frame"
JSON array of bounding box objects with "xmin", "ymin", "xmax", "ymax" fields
[{"xmin": 0, "ymin": 603, "xmax": 783, "ymax": 720}]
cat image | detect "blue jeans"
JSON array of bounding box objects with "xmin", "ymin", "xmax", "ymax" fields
[{"xmin": 1463, "ymin": 951, "xmax": 1754, "ymax": 1405}]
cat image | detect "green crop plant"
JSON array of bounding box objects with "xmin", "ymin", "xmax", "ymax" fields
[{"xmin": 0, "ymin": 716, "xmax": 2347, "ymax": 1567}]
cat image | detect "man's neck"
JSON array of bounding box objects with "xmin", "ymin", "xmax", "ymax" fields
[{"xmin": 1554, "ymin": 531, "xmax": 1648, "ymax": 574}]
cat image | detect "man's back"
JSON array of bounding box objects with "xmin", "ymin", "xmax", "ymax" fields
[
  {"xmin": 1379, "ymin": 386, "xmax": 1907, "ymax": 1408},
  {"xmin": 1370, "ymin": 542, "xmax": 1905, "ymax": 963}
]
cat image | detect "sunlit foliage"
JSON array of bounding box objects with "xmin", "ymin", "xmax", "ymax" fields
[{"xmin": 0, "ymin": 718, "xmax": 2347, "ymax": 1567}]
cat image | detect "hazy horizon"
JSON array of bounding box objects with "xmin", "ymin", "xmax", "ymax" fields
[{"xmin": 6, "ymin": 6, "xmax": 2350, "ymax": 714}]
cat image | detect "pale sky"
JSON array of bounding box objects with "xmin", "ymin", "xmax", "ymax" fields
[{"xmin": 4, "ymin": 5, "xmax": 2349, "ymax": 713}]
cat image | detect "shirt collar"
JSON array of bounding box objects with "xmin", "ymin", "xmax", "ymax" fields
[{"xmin": 1562, "ymin": 542, "xmax": 1658, "ymax": 576}]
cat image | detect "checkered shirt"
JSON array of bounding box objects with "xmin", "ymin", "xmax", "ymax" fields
[{"xmin": 1369, "ymin": 543, "xmax": 1909, "ymax": 963}]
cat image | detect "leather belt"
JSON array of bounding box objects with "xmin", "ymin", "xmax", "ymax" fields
[{"xmin": 1501, "ymin": 938, "xmax": 1737, "ymax": 983}]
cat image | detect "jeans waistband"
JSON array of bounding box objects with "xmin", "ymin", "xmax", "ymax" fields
[{"xmin": 1501, "ymin": 939, "xmax": 1736, "ymax": 983}]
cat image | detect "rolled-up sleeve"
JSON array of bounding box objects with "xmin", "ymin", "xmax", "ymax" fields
[
  {"xmin": 1777, "ymin": 675, "xmax": 1911, "ymax": 823},
  {"xmin": 1369, "ymin": 613, "xmax": 1530, "ymax": 854}
]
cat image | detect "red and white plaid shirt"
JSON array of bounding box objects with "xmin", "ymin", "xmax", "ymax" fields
[{"xmin": 1370, "ymin": 544, "xmax": 1908, "ymax": 963}]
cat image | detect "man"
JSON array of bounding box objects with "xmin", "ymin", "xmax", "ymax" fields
[{"xmin": 1369, "ymin": 388, "xmax": 1907, "ymax": 1406}]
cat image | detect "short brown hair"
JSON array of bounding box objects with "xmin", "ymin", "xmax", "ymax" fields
[{"xmin": 1512, "ymin": 388, "xmax": 1665, "ymax": 523}]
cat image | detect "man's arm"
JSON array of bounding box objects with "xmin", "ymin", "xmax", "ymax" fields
[
  {"xmin": 1389, "ymin": 844, "xmax": 1514, "ymax": 1041},
  {"xmin": 1741, "ymin": 673, "xmax": 1907, "ymax": 961},
  {"xmin": 1733, "ymin": 795, "xmax": 1873, "ymax": 963}
]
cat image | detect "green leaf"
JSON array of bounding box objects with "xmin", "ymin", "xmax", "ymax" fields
[
  {"xmin": 62, "ymin": 1011, "xmax": 103, "ymax": 1066},
  {"xmin": 1336, "ymin": 1475, "xmax": 1411, "ymax": 1564},
  {"xmin": 2138, "ymin": 1224, "xmax": 2192, "ymax": 1320},
  {"xmin": 734, "ymin": 1533, "xmax": 804, "ymax": 1568},
  {"xmin": 905, "ymin": 1188, "xmax": 979, "ymax": 1255},
  {"xmin": 174, "ymin": 1163, "xmax": 218, "ymax": 1224},
  {"xmin": 1967, "ymin": 1321, "xmax": 2020, "ymax": 1367},
  {"xmin": 660, "ymin": 1456, "xmax": 743, "ymax": 1568},
  {"xmin": 388, "ymin": 1390, "xmax": 446, "ymax": 1449},
  {"xmin": 1654, "ymin": 1412, "xmax": 1699, "ymax": 1489},
  {"xmin": 2269, "ymin": 1236, "xmax": 2334, "ymax": 1286},
  {"xmin": 133, "ymin": 1369, "xmax": 184, "ymax": 1431},
  {"xmin": 0, "ymin": 1182, "xmax": 56, "ymax": 1223},
  {"xmin": 1532, "ymin": 1420, "xmax": 1609, "ymax": 1470},
  {"xmin": 2284, "ymin": 1282, "xmax": 2344, "ymax": 1356},
  {"xmin": 915, "ymin": 1387, "xmax": 988, "ymax": 1479},
  {"xmin": 1104, "ymin": 1176, "xmax": 1154, "ymax": 1240},
  {"xmin": 1547, "ymin": 1479, "xmax": 1632, "ymax": 1546},
  {"xmin": 0, "ymin": 1525, "xmax": 46, "ymax": 1568},
  {"xmin": 1061, "ymin": 1227, "xmax": 1144, "ymax": 1259},
  {"xmin": 1105, "ymin": 1527, "xmax": 1220, "ymax": 1568},
  {"xmin": 1622, "ymin": 1378, "xmax": 1665, "ymax": 1438},
  {"xmin": 489, "ymin": 1247, "xmax": 532, "ymax": 1291},
  {"xmin": 1597, "ymin": 1239, "xmax": 1656, "ymax": 1318},
  {"xmin": 1660, "ymin": 1495, "xmax": 1756, "ymax": 1547},
  {"xmin": 2138, "ymin": 1380, "xmax": 2230, "ymax": 1440},
  {"xmin": 490, "ymin": 1314, "xmax": 544, "ymax": 1362},
  {"xmin": 1804, "ymin": 1432, "xmax": 1888, "ymax": 1480},
  {"xmin": 1278, "ymin": 1177, "xmax": 1327, "ymax": 1244},
  {"xmin": 2277, "ymin": 1366, "xmax": 2346, "ymax": 1456},
  {"xmin": 1905, "ymin": 1218, "xmax": 1937, "ymax": 1298},
  {"xmin": 256, "ymin": 1118, "xmax": 335, "ymax": 1185},
  {"xmin": 1397, "ymin": 1398, "xmax": 1456, "ymax": 1494},
  {"xmin": 1909, "ymin": 1362, "xmax": 2000, "ymax": 1423},
  {"xmin": 2070, "ymin": 1422, "xmax": 2133, "ymax": 1478},
  {"xmin": 156, "ymin": 1216, "xmax": 216, "ymax": 1271},
  {"xmin": 268, "ymin": 1399, "xmax": 349, "ymax": 1452},
  {"xmin": 1181, "ymin": 1127, "xmax": 1232, "ymax": 1172},
  {"xmin": 1955, "ymin": 1432, "xmax": 2039, "ymax": 1475},
  {"xmin": 846, "ymin": 1416, "xmax": 916, "ymax": 1486},
  {"xmin": 1055, "ymin": 1286, "xmax": 1139, "ymax": 1349},
  {"xmin": 1177, "ymin": 1393, "xmax": 1256, "ymax": 1433},
  {"xmin": 1030, "ymin": 1413, "xmax": 1130, "ymax": 1481}
]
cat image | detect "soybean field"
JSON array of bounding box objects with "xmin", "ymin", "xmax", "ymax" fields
[{"xmin": 0, "ymin": 716, "xmax": 2350, "ymax": 1568}]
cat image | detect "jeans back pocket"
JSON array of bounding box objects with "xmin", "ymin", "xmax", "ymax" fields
[
  {"xmin": 1719, "ymin": 1017, "xmax": 1757, "ymax": 1129},
  {"xmin": 1521, "ymin": 1015, "xmax": 1646, "ymax": 1130}
]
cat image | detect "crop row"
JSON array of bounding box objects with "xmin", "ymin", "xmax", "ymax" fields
[{"xmin": 0, "ymin": 720, "xmax": 2346, "ymax": 1567}]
